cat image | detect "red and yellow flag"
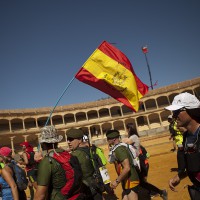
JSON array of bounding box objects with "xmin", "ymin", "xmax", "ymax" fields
[{"xmin": 75, "ymin": 41, "xmax": 148, "ymax": 111}]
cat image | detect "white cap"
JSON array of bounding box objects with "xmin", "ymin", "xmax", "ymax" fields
[{"xmin": 165, "ymin": 92, "xmax": 200, "ymax": 111}]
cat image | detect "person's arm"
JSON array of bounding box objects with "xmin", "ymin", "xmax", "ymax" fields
[
  {"xmin": 34, "ymin": 157, "xmax": 51, "ymax": 200},
  {"xmin": 2, "ymin": 166, "xmax": 19, "ymax": 200},
  {"xmin": 123, "ymin": 136, "xmax": 135, "ymax": 145},
  {"xmin": 34, "ymin": 185, "xmax": 48, "ymax": 200},
  {"xmin": 111, "ymin": 158, "xmax": 130, "ymax": 189},
  {"xmin": 169, "ymin": 174, "xmax": 180, "ymax": 192}
]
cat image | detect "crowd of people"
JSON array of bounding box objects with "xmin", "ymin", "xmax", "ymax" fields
[{"xmin": 0, "ymin": 92, "xmax": 199, "ymax": 200}]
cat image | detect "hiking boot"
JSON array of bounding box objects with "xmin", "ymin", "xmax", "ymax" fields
[
  {"xmin": 150, "ymin": 191, "xmax": 159, "ymax": 199},
  {"xmin": 160, "ymin": 189, "xmax": 168, "ymax": 200}
]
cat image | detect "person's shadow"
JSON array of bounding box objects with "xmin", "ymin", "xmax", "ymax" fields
[{"xmin": 170, "ymin": 168, "xmax": 178, "ymax": 172}]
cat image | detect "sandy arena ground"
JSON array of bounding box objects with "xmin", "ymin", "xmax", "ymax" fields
[{"xmin": 25, "ymin": 133, "xmax": 191, "ymax": 200}]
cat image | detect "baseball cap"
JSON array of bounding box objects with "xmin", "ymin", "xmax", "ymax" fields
[
  {"xmin": 106, "ymin": 129, "xmax": 120, "ymax": 139},
  {"xmin": 66, "ymin": 128, "xmax": 84, "ymax": 139},
  {"xmin": 0, "ymin": 147, "xmax": 12, "ymax": 157},
  {"xmin": 165, "ymin": 92, "xmax": 200, "ymax": 111},
  {"xmin": 20, "ymin": 141, "xmax": 32, "ymax": 148}
]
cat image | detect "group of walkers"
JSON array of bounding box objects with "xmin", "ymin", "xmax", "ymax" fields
[{"xmin": 0, "ymin": 91, "xmax": 199, "ymax": 200}]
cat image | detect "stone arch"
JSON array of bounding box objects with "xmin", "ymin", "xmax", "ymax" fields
[
  {"xmin": 37, "ymin": 117, "xmax": 48, "ymax": 127},
  {"xmin": 64, "ymin": 113, "xmax": 75, "ymax": 124},
  {"xmin": 137, "ymin": 116, "xmax": 149, "ymax": 131},
  {"xmin": 145, "ymin": 98, "xmax": 157, "ymax": 110},
  {"xmin": 76, "ymin": 112, "xmax": 87, "ymax": 122},
  {"xmin": 148, "ymin": 113, "xmax": 161, "ymax": 129},
  {"xmin": 11, "ymin": 118, "xmax": 23, "ymax": 131},
  {"xmin": 90, "ymin": 124, "xmax": 100, "ymax": 138},
  {"xmin": 113, "ymin": 120, "xmax": 124, "ymax": 133},
  {"xmin": 87, "ymin": 110, "xmax": 98, "ymax": 120},
  {"xmin": 110, "ymin": 106, "xmax": 122, "ymax": 117},
  {"xmin": 101, "ymin": 122, "xmax": 112, "ymax": 135},
  {"xmin": 0, "ymin": 119, "xmax": 9, "ymax": 132},
  {"xmin": 52, "ymin": 115, "xmax": 63, "ymax": 125},
  {"xmin": 157, "ymin": 96, "xmax": 169, "ymax": 108},
  {"xmin": 121, "ymin": 105, "xmax": 133, "ymax": 115},
  {"xmin": 99, "ymin": 108, "xmax": 110, "ymax": 118},
  {"xmin": 24, "ymin": 117, "xmax": 36, "ymax": 129},
  {"xmin": 160, "ymin": 110, "xmax": 171, "ymax": 126}
]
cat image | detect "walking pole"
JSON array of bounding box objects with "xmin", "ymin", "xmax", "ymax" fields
[{"xmin": 142, "ymin": 46, "xmax": 154, "ymax": 90}]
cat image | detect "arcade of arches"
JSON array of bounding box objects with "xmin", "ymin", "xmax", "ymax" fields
[{"xmin": 0, "ymin": 77, "xmax": 199, "ymax": 153}]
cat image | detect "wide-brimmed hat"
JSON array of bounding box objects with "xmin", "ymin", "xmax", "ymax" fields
[
  {"xmin": 165, "ymin": 92, "xmax": 200, "ymax": 111},
  {"xmin": 0, "ymin": 147, "xmax": 12, "ymax": 157},
  {"xmin": 106, "ymin": 129, "xmax": 120, "ymax": 139},
  {"xmin": 39, "ymin": 125, "xmax": 63, "ymax": 143}
]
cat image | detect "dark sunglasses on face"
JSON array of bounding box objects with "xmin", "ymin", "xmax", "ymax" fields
[
  {"xmin": 173, "ymin": 108, "xmax": 186, "ymax": 117},
  {"xmin": 67, "ymin": 137, "xmax": 75, "ymax": 142}
]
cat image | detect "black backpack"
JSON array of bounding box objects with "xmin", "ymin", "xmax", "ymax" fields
[
  {"xmin": 80, "ymin": 147, "xmax": 105, "ymax": 193},
  {"xmin": 9, "ymin": 160, "xmax": 28, "ymax": 191}
]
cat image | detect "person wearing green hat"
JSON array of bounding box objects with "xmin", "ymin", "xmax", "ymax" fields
[
  {"xmin": 66, "ymin": 128, "xmax": 104, "ymax": 200},
  {"xmin": 106, "ymin": 129, "xmax": 139, "ymax": 200}
]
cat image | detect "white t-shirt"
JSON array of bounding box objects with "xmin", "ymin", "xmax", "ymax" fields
[{"xmin": 129, "ymin": 135, "xmax": 140, "ymax": 154}]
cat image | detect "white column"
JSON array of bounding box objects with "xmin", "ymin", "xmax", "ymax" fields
[
  {"xmin": 10, "ymin": 136, "xmax": 15, "ymax": 154},
  {"xmin": 25, "ymin": 135, "xmax": 29, "ymax": 141}
]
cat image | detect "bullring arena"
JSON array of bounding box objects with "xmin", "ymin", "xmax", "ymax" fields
[{"xmin": 0, "ymin": 77, "xmax": 200, "ymax": 199}]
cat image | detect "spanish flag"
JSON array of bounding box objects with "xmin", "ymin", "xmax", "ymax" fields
[{"xmin": 75, "ymin": 41, "xmax": 148, "ymax": 112}]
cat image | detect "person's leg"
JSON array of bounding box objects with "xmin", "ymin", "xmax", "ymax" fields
[
  {"xmin": 122, "ymin": 187, "xmax": 138, "ymax": 200},
  {"xmin": 140, "ymin": 179, "xmax": 167, "ymax": 200},
  {"xmin": 173, "ymin": 139, "xmax": 176, "ymax": 151},
  {"xmin": 126, "ymin": 190, "xmax": 138, "ymax": 200},
  {"xmin": 29, "ymin": 185, "xmax": 34, "ymax": 200}
]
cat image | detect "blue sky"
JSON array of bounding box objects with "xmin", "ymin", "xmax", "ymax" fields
[{"xmin": 0, "ymin": 0, "xmax": 200, "ymax": 110}]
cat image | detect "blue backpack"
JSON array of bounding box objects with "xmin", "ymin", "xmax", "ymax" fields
[{"xmin": 9, "ymin": 160, "xmax": 28, "ymax": 191}]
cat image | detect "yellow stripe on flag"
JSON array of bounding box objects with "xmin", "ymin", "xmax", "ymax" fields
[{"xmin": 82, "ymin": 49, "xmax": 140, "ymax": 110}]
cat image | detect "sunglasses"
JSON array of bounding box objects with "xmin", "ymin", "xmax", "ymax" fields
[
  {"xmin": 173, "ymin": 108, "xmax": 186, "ymax": 117},
  {"xmin": 67, "ymin": 137, "xmax": 75, "ymax": 142}
]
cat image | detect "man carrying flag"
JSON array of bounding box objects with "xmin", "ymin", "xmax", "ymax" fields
[{"xmin": 75, "ymin": 41, "xmax": 148, "ymax": 112}]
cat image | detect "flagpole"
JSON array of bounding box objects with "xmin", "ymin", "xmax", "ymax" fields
[
  {"xmin": 142, "ymin": 46, "xmax": 153, "ymax": 90},
  {"xmin": 45, "ymin": 77, "xmax": 75, "ymax": 126},
  {"xmin": 144, "ymin": 53, "xmax": 153, "ymax": 90}
]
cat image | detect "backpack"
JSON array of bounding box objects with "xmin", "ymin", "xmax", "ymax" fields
[
  {"xmin": 91, "ymin": 145, "xmax": 107, "ymax": 166},
  {"xmin": 79, "ymin": 147, "xmax": 105, "ymax": 193},
  {"xmin": 48, "ymin": 151, "xmax": 83, "ymax": 200},
  {"xmin": 90, "ymin": 145, "xmax": 111, "ymax": 186},
  {"xmin": 9, "ymin": 160, "xmax": 28, "ymax": 191},
  {"xmin": 108, "ymin": 142, "xmax": 141, "ymax": 171},
  {"xmin": 139, "ymin": 145, "xmax": 149, "ymax": 177}
]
